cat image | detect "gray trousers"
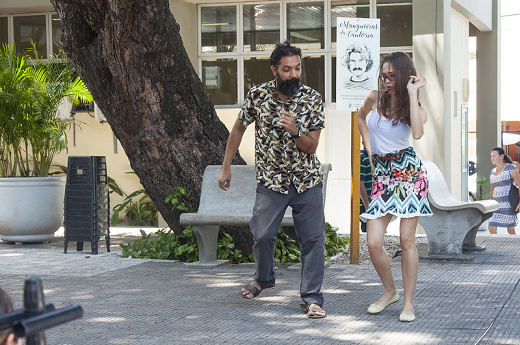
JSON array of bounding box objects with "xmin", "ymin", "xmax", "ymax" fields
[{"xmin": 249, "ymin": 182, "xmax": 326, "ymax": 306}]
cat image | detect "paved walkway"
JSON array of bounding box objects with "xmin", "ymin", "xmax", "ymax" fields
[{"xmin": 1, "ymin": 229, "xmax": 520, "ymax": 344}]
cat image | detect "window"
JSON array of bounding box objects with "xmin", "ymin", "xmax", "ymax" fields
[
  {"xmin": 331, "ymin": 0, "xmax": 370, "ymax": 50},
  {"xmin": 302, "ymin": 55, "xmax": 325, "ymax": 98},
  {"xmin": 287, "ymin": 2, "xmax": 324, "ymax": 50},
  {"xmin": 377, "ymin": 1, "xmax": 412, "ymax": 47},
  {"xmin": 201, "ymin": 6, "xmax": 237, "ymax": 53},
  {"xmin": 1, "ymin": 13, "xmax": 62, "ymax": 59},
  {"xmin": 198, "ymin": 0, "xmax": 412, "ymax": 106},
  {"xmin": 243, "ymin": 4, "xmax": 280, "ymax": 52},
  {"xmin": 13, "ymin": 15, "xmax": 47, "ymax": 57},
  {"xmin": 51, "ymin": 14, "xmax": 62, "ymax": 54},
  {"xmin": 202, "ymin": 59, "xmax": 238, "ymax": 105},
  {"xmin": 0, "ymin": 17, "xmax": 7, "ymax": 46},
  {"xmin": 244, "ymin": 57, "xmax": 272, "ymax": 95}
]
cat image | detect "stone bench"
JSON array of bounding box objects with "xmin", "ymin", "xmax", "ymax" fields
[
  {"xmin": 180, "ymin": 163, "xmax": 332, "ymax": 268},
  {"xmin": 418, "ymin": 160, "xmax": 499, "ymax": 261}
]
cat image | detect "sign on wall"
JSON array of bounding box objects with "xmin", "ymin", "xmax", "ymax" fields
[{"xmin": 336, "ymin": 18, "xmax": 380, "ymax": 111}]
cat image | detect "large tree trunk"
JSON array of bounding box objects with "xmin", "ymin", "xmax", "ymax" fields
[{"xmin": 50, "ymin": 0, "xmax": 246, "ymax": 234}]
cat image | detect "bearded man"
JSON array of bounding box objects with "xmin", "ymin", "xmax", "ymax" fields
[{"xmin": 218, "ymin": 41, "xmax": 327, "ymax": 318}]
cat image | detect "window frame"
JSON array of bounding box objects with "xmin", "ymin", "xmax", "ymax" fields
[
  {"xmin": 199, "ymin": 0, "xmax": 414, "ymax": 107},
  {"xmin": 0, "ymin": 12, "xmax": 60, "ymax": 59}
]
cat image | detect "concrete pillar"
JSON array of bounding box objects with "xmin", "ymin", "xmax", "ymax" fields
[
  {"xmin": 475, "ymin": 0, "xmax": 501, "ymax": 190},
  {"xmin": 412, "ymin": 0, "xmax": 446, "ymax": 172}
]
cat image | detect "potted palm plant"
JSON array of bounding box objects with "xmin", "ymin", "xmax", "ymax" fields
[{"xmin": 0, "ymin": 43, "xmax": 93, "ymax": 243}]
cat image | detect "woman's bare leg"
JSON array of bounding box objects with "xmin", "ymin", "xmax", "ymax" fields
[
  {"xmin": 367, "ymin": 214, "xmax": 397, "ymax": 305},
  {"xmin": 488, "ymin": 225, "xmax": 497, "ymax": 234},
  {"xmin": 399, "ymin": 217, "xmax": 419, "ymax": 316}
]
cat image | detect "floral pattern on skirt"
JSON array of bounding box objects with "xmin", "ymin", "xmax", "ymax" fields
[{"xmin": 361, "ymin": 147, "xmax": 433, "ymax": 221}]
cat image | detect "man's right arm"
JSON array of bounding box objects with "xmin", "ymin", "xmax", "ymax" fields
[{"xmin": 218, "ymin": 119, "xmax": 247, "ymax": 191}]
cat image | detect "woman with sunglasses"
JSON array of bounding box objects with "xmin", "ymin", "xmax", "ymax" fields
[{"xmin": 357, "ymin": 52, "xmax": 432, "ymax": 322}]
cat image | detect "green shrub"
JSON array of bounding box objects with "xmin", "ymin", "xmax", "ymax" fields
[
  {"xmin": 324, "ymin": 222, "xmax": 349, "ymax": 260},
  {"xmin": 120, "ymin": 227, "xmax": 198, "ymax": 262},
  {"xmin": 165, "ymin": 186, "xmax": 194, "ymax": 213},
  {"xmin": 275, "ymin": 227, "xmax": 301, "ymax": 263},
  {"xmin": 119, "ymin": 186, "xmax": 348, "ymax": 264},
  {"xmin": 120, "ymin": 227, "xmax": 248, "ymax": 263},
  {"xmin": 473, "ymin": 177, "xmax": 490, "ymax": 201},
  {"xmin": 121, "ymin": 186, "xmax": 247, "ymax": 263},
  {"xmin": 217, "ymin": 233, "xmax": 247, "ymax": 264},
  {"xmin": 109, "ymin": 175, "xmax": 158, "ymax": 226},
  {"xmin": 120, "ymin": 222, "xmax": 349, "ymax": 263}
]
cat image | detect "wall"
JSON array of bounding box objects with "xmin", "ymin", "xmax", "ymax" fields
[
  {"xmin": 169, "ymin": 0, "xmax": 198, "ymax": 66},
  {"xmin": 412, "ymin": 0, "xmax": 446, "ymax": 173},
  {"xmin": 216, "ymin": 108, "xmax": 255, "ymax": 165},
  {"xmin": 412, "ymin": 0, "xmax": 486, "ymax": 200},
  {"xmin": 452, "ymin": 0, "xmax": 493, "ymax": 31},
  {"xmin": 501, "ymin": 0, "xmax": 520, "ymax": 121},
  {"xmin": 449, "ymin": 9, "xmax": 470, "ymax": 200},
  {"xmin": 323, "ymin": 106, "xmax": 352, "ymax": 234},
  {"xmin": 3, "ymin": 0, "xmax": 500, "ymax": 231},
  {"xmin": 0, "ymin": 0, "xmax": 53, "ymax": 13},
  {"xmin": 476, "ymin": 0, "xmax": 501, "ymax": 187}
]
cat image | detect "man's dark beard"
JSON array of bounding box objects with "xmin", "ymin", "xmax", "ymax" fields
[{"xmin": 276, "ymin": 75, "xmax": 301, "ymax": 97}]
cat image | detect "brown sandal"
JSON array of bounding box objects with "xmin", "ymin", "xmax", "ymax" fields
[
  {"xmin": 240, "ymin": 281, "xmax": 275, "ymax": 299},
  {"xmin": 301, "ymin": 303, "xmax": 326, "ymax": 318}
]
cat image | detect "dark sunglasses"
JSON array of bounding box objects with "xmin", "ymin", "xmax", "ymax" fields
[{"xmin": 379, "ymin": 73, "xmax": 396, "ymax": 81}]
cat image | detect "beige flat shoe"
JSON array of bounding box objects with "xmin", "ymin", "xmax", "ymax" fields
[
  {"xmin": 367, "ymin": 292, "xmax": 400, "ymax": 314},
  {"xmin": 399, "ymin": 311, "xmax": 415, "ymax": 322}
]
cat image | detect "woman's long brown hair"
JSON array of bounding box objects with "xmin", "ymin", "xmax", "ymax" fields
[{"xmin": 377, "ymin": 52, "xmax": 417, "ymax": 126}]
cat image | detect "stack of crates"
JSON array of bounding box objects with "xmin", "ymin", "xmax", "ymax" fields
[{"xmin": 63, "ymin": 156, "xmax": 110, "ymax": 254}]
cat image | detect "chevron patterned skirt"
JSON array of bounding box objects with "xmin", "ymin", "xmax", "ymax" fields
[{"xmin": 361, "ymin": 146, "xmax": 433, "ymax": 220}]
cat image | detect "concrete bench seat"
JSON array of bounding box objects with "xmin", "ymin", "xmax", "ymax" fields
[
  {"xmin": 180, "ymin": 213, "xmax": 297, "ymax": 227},
  {"xmin": 180, "ymin": 163, "xmax": 332, "ymax": 268},
  {"xmin": 418, "ymin": 160, "xmax": 499, "ymax": 261}
]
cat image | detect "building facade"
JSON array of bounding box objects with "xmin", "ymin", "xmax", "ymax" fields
[{"xmin": 0, "ymin": 0, "xmax": 501, "ymax": 232}]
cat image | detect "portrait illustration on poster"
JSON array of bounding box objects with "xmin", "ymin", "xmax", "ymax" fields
[{"xmin": 336, "ymin": 18, "xmax": 380, "ymax": 111}]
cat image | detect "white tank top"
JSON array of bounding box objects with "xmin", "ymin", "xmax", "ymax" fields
[{"xmin": 368, "ymin": 107, "xmax": 411, "ymax": 154}]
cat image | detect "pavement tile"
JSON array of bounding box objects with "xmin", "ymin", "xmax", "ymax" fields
[{"xmin": 0, "ymin": 231, "xmax": 519, "ymax": 344}]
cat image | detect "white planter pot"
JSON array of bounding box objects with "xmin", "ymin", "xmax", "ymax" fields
[{"xmin": 0, "ymin": 177, "xmax": 66, "ymax": 243}]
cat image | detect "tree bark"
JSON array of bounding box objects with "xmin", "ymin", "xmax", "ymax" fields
[{"xmin": 50, "ymin": 0, "xmax": 246, "ymax": 232}]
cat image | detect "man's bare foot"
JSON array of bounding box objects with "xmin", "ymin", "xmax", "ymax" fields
[{"xmin": 301, "ymin": 303, "xmax": 326, "ymax": 318}]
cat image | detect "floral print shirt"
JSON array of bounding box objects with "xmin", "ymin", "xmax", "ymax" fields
[{"xmin": 238, "ymin": 80, "xmax": 325, "ymax": 194}]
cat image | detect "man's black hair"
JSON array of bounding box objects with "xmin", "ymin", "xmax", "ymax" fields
[{"xmin": 270, "ymin": 40, "xmax": 302, "ymax": 66}]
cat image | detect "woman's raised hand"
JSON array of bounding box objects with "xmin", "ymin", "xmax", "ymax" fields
[{"xmin": 407, "ymin": 75, "xmax": 427, "ymax": 91}]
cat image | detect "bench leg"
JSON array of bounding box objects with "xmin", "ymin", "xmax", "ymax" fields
[
  {"xmin": 419, "ymin": 208, "xmax": 482, "ymax": 260},
  {"xmin": 187, "ymin": 225, "xmax": 228, "ymax": 269},
  {"xmin": 463, "ymin": 213, "xmax": 492, "ymax": 252}
]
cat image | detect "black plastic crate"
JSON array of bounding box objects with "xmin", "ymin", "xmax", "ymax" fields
[{"xmin": 64, "ymin": 156, "xmax": 110, "ymax": 255}]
